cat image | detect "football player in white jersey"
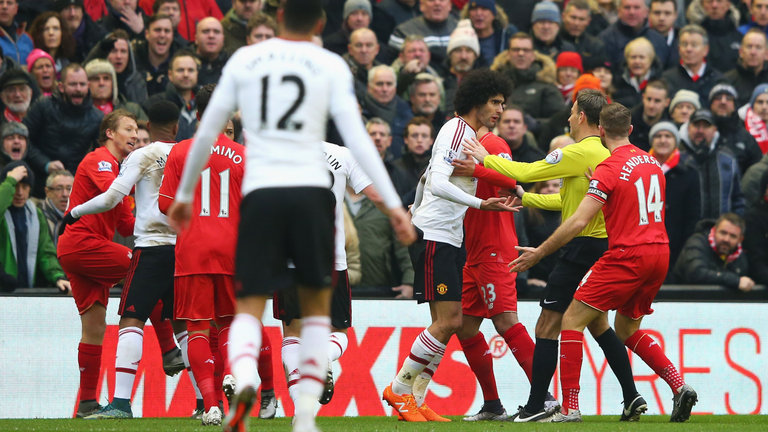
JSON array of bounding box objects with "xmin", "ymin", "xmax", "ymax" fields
[
  {"xmin": 166, "ymin": 2, "xmax": 415, "ymax": 431},
  {"xmin": 382, "ymin": 69, "xmax": 519, "ymax": 422},
  {"xmin": 62, "ymin": 101, "xmax": 189, "ymax": 420},
  {"xmin": 276, "ymin": 142, "xmax": 389, "ymax": 409}
]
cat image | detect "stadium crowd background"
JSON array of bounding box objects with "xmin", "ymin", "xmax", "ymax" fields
[{"xmin": 0, "ymin": 0, "xmax": 766, "ymax": 296}]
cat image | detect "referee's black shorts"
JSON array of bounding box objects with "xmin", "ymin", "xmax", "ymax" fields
[
  {"xmin": 235, "ymin": 187, "xmax": 335, "ymax": 297},
  {"xmin": 540, "ymin": 236, "xmax": 608, "ymax": 313}
]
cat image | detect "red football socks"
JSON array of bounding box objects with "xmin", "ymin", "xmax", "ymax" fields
[
  {"xmin": 504, "ymin": 323, "xmax": 535, "ymax": 383},
  {"xmin": 559, "ymin": 330, "xmax": 584, "ymax": 412},
  {"xmin": 258, "ymin": 325, "xmax": 274, "ymax": 391},
  {"xmin": 460, "ymin": 332, "xmax": 499, "ymax": 401},
  {"xmin": 78, "ymin": 342, "xmax": 102, "ymax": 402},
  {"xmin": 625, "ymin": 330, "xmax": 685, "ymax": 393}
]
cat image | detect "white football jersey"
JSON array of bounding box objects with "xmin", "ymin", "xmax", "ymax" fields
[
  {"xmin": 411, "ymin": 117, "xmax": 478, "ymax": 247},
  {"xmin": 325, "ymin": 142, "xmax": 372, "ymax": 271},
  {"xmin": 111, "ymin": 141, "xmax": 176, "ymax": 247}
]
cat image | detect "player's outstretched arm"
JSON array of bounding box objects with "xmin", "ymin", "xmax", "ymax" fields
[
  {"xmin": 509, "ymin": 195, "xmax": 602, "ymax": 272},
  {"xmin": 480, "ymin": 196, "xmax": 522, "ymax": 212}
]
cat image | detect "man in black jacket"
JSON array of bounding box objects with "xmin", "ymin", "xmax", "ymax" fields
[
  {"xmin": 662, "ymin": 24, "xmax": 724, "ymax": 103},
  {"xmin": 558, "ymin": 0, "xmax": 607, "ymax": 71},
  {"xmin": 724, "ymin": 29, "xmax": 768, "ymax": 108},
  {"xmin": 23, "ymin": 63, "xmax": 102, "ymax": 198},
  {"xmin": 673, "ymin": 213, "xmax": 755, "ymax": 291},
  {"xmin": 743, "ymin": 170, "xmax": 768, "ymax": 285},
  {"xmin": 709, "ymin": 83, "xmax": 762, "ymax": 175}
]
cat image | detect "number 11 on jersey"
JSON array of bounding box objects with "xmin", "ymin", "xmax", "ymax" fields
[{"xmin": 199, "ymin": 167, "xmax": 230, "ymax": 217}]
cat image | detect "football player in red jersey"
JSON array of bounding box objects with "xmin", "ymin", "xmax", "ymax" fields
[
  {"xmin": 159, "ymin": 84, "xmax": 276, "ymax": 424},
  {"xmin": 57, "ymin": 110, "xmax": 136, "ymax": 418},
  {"xmin": 450, "ymin": 126, "xmax": 548, "ymax": 421},
  {"xmin": 511, "ymin": 103, "xmax": 697, "ymax": 423}
]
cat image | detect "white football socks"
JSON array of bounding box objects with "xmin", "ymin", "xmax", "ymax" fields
[
  {"xmin": 282, "ymin": 336, "xmax": 301, "ymax": 404},
  {"xmin": 228, "ymin": 313, "xmax": 261, "ymax": 392},
  {"xmin": 328, "ymin": 332, "xmax": 348, "ymax": 363},
  {"xmin": 295, "ymin": 316, "xmax": 331, "ymax": 422},
  {"xmin": 392, "ymin": 329, "xmax": 445, "ymax": 395},
  {"xmin": 114, "ymin": 327, "xmax": 143, "ymax": 400}
]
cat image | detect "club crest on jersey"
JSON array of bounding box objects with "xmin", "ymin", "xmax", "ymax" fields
[
  {"xmin": 443, "ymin": 149, "xmax": 459, "ymax": 164},
  {"xmin": 498, "ymin": 152, "xmax": 513, "ymax": 161},
  {"xmin": 436, "ymin": 283, "xmax": 448, "ymax": 295},
  {"xmin": 545, "ymin": 149, "xmax": 563, "ymax": 164},
  {"xmin": 97, "ymin": 161, "xmax": 113, "ymax": 172}
]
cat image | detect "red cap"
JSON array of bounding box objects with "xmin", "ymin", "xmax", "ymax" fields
[{"xmin": 556, "ymin": 51, "xmax": 583, "ymax": 74}]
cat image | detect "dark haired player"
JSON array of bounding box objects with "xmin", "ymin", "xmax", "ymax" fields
[
  {"xmin": 510, "ymin": 103, "xmax": 697, "ymax": 423},
  {"xmin": 165, "ymin": 1, "xmax": 415, "ymax": 431},
  {"xmin": 382, "ymin": 68, "xmax": 520, "ymax": 422}
]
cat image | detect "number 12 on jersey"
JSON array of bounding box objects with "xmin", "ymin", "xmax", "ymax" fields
[
  {"xmin": 199, "ymin": 167, "xmax": 230, "ymax": 217},
  {"xmin": 634, "ymin": 174, "xmax": 663, "ymax": 225}
]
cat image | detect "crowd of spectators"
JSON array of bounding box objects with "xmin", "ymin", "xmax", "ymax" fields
[{"xmin": 0, "ymin": 0, "xmax": 765, "ymax": 296}]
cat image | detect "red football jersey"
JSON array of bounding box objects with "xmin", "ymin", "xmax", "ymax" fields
[
  {"xmin": 159, "ymin": 134, "xmax": 245, "ymax": 276},
  {"xmin": 57, "ymin": 146, "xmax": 135, "ymax": 256},
  {"xmin": 464, "ymin": 132, "xmax": 518, "ymax": 264},
  {"xmin": 587, "ymin": 145, "xmax": 669, "ymax": 249}
]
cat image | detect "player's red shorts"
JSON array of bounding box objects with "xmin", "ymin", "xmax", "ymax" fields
[
  {"xmin": 574, "ymin": 244, "xmax": 669, "ymax": 319},
  {"xmin": 174, "ymin": 274, "xmax": 236, "ymax": 321},
  {"xmin": 58, "ymin": 242, "xmax": 133, "ymax": 314},
  {"xmin": 462, "ymin": 262, "xmax": 518, "ymax": 318}
]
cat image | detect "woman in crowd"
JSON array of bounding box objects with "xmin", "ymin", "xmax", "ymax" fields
[
  {"xmin": 612, "ymin": 37, "xmax": 663, "ymax": 109},
  {"xmin": 28, "ymin": 12, "xmax": 76, "ymax": 75}
]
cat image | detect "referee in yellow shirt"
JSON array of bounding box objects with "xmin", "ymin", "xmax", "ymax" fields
[{"xmin": 464, "ymin": 90, "xmax": 644, "ymax": 422}]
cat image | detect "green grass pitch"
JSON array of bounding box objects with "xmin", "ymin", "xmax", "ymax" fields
[{"xmin": 1, "ymin": 415, "xmax": 767, "ymax": 431}]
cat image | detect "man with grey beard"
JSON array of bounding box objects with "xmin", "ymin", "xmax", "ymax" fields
[{"xmin": 0, "ymin": 68, "xmax": 38, "ymax": 125}]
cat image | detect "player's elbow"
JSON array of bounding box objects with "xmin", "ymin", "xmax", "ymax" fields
[{"xmin": 158, "ymin": 195, "xmax": 172, "ymax": 215}]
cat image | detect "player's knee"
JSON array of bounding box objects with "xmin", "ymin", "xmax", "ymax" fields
[
  {"xmin": 491, "ymin": 313, "xmax": 519, "ymax": 335},
  {"xmin": 534, "ymin": 311, "xmax": 562, "ymax": 338}
]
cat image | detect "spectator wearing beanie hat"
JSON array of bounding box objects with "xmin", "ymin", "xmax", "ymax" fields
[
  {"xmin": 0, "ymin": 160, "xmax": 69, "ymax": 292},
  {"xmin": 84, "ymin": 59, "xmax": 147, "ymax": 121},
  {"xmin": 648, "ymin": 120, "xmax": 700, "ymax": 270},
  {"xmin": 0, "ymin": 68, "xmax": 40, "ymax": 124},
  {"xmin": 741, "ymin": 84, "xmax": 768, "ymax": 155},
  {"xmin": 443, "ymin": 20, "xmax": 480, "ymax": 113},
  {"xmin": 0, "ymin": 121, "xmax": 29, "ymax": 168},
  {"xmin": 669, "ymin": 89, "xmax": 700, "ymax": 126},
  {"xmin": 460, "ymin": 0, "xmax": 518, "ymax": 68},
  {"xmin": 709, "ymin": 83, "xmax": 763, "ymax": 175},
  {"xmin": 530, "ymin": 1, "xmax": 575, "ymax": 60},
  {"xmin": 555, "ymin": 51, "xmax": 582, "ymax": 103},
  {"xmin": 26, "ymin": 49, "xmax": 57, "ymax": 97},
  {"xmin": 324, "ymin": 0, "xmax": 373, "ymax": 56}
]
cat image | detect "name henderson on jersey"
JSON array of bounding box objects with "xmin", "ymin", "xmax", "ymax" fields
[
  {"xmin": 245, "ymin": 51, "xmax": 321, "ymax": 75},
  {"xmin": 618, "ymin": 154, "xmax": 661, "ymax": 181}
]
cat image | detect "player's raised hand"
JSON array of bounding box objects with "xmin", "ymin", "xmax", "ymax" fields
[
  {"xmin": 167, "ymin": 201, "xmax": 193, "ymax": 233},
  {"xmin": 387, "ymin": 207, "xmax": 417, "ymax": 246},
  {"xmin": 462, "ymin": 137, "xmax": 490, "ymax": 164},
  {"xmin": 509, "ymin": 246, "xmax": 542, "ymax": 273},
  {"xmin": 480, "ymin": 196, "xmax": 522, "ymax": 212},
  {"xmin": 451, "ymin": 157, "xmax": 476, "ymax": 177}
]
